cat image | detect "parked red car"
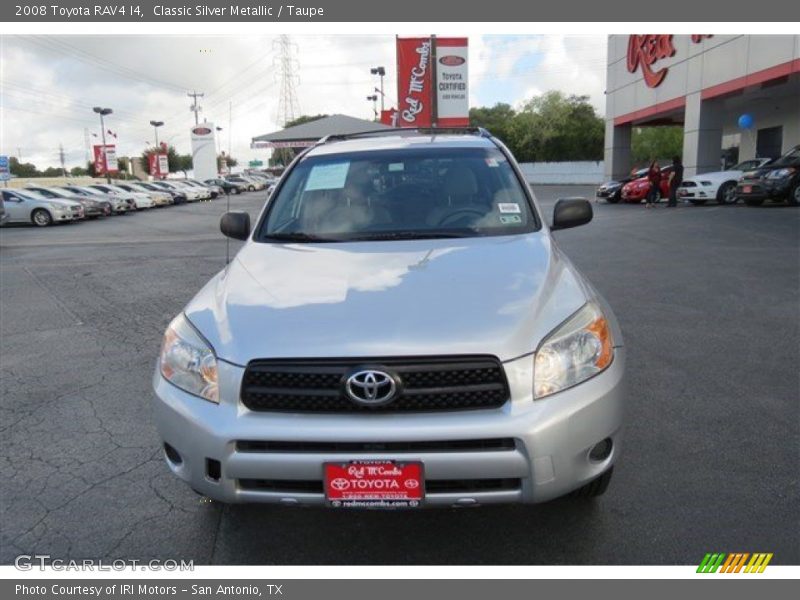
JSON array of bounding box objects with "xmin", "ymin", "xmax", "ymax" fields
[{"xmin": 620, "ymin": 165, "xmax": 675, "ymax": 203}]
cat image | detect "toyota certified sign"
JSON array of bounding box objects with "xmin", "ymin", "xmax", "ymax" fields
[{"xmin": 435, "ymin": 38, "xmax": 469, "ymax": 127}]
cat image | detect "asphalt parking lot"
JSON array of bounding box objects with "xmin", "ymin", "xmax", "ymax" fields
[{"xmin": 1, "ymin": 187, "xmax": 797, "ymax": 565}]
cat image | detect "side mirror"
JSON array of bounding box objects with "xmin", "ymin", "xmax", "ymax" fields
[
  {"xmin": 220, "ymin": 211, "xmax": 251, "ymax": 240},
  {"xmin": 551, "ymin": 198, "xmax": 592, "ymax": 231}
]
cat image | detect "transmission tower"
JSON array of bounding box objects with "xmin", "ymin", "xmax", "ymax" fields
[{"xmin": 273, "ymin": 35, "xmax": 300, "ymax": 127}]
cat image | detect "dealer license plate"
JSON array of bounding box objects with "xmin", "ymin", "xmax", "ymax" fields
[
  {"xmin": 743, "ymin": 185, "xmax": 752, "ymax": 193},
  {"xmin": 324, "ymin": 460, "xmax": 424, "ymax": 508}
]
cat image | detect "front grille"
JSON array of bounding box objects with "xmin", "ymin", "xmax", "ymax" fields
[
  {"xmin": 235, "ymin": 438, "xmax": 516, "ymax": 453},
  {"xmin": 241, "ymin": 356, "xmax": 510, "ymax": 413},
  {"xmin": 238, "ymin": 478, "xmax": 522, "ymax": 494}
]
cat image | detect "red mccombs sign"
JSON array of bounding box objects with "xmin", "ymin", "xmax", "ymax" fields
[
  {"xmin": 395, "ymin": 36, "xmax": 469, "ymax": 128},
  {"xmin": 148, "ymin": 153, "xmax": 169, "ymax": 179},
  {"xmin": 92, "ymin": 144, "xmax": 118, "ymax": 175},
  {"xmin": 626, "ymin": 34, "xmax": 713, "ymax": 88}
]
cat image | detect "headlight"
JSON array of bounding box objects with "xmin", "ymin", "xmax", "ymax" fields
[
  {"xmin": 534, "ymin": 302, "xmax": 614, "ymax": 399},
  {"xmin": 159, "ymin": 314, "xmax": 219, "ymax": 403},
  {"xmin": 766, "ymin": 168, "xmax": 796, "ymax": 179}
]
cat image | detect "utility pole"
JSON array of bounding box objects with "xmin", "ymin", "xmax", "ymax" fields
[
  {"xmin": 59, "ymin": 143, "xmax": 66, "ymax": 177},
  {"xmin": 84, "ymin": 128, "xmax": 90, "ymax": 164},
  {"xmin": 188, "ymin": 90, "xmax": 204, "ymax": 125},
  {"xmin": 228, "ymin": 100, "xmax": 232, "ymax": 156}
]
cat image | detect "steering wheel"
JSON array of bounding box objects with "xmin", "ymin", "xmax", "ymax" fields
[{"xmin": 437, "ymin": 208, "xmax": 485, "ymax": 228}]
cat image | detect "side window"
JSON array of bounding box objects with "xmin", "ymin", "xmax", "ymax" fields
[{"xmin": 3, "ymin": 192, "xmax": 20, "ymax": 202}]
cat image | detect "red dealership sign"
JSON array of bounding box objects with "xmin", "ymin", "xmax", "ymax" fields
[
  {"xmin": 627, "ymin": 34, "xmax": 713, "ymax": 88},
  {"xmin": 92, "ymin": 144, "xmax": 118, "ymax": 175},
  {"xmin": 396, "ymin": 37, "xmax": 434, "ymax": 127},
  {"xmin": 148, "ymin": 153, "xmax": 168, "ymax": 179}
]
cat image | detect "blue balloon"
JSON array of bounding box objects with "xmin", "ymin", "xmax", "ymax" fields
[{"xmin": 738, "ymin": 114, "xmax": 754, "ymax": 129}]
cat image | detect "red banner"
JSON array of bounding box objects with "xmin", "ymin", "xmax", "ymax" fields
[
  {"xmin": 92, "ymin": 144, "xmax": 118, "ymax": 175},
  {"xmin": 148, "ymin": 153, "xmax": 168, "ymax": 178},
  {"xmin": 396, "ymin": 37, "xmax": 434, "ymax": 127}
]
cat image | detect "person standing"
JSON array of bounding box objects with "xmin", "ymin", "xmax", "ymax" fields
[
  {"xmin": 667, "ymin": 155, "xmax": 684, "ymax": 208},
  {"xmin": 645, "ymin": 160, "xmax": 661, "ymax": 208}
]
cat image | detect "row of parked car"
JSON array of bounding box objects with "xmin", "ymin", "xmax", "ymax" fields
[
  {"xmin": 596, "ymin": 144, "xmax": 800, "ymax": 207},
  {"xmin": 0, "ymin": 173, "xmax": 278, "ymax": 227}
]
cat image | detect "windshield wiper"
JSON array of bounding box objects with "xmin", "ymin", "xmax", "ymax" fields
[
  {"xmin": 349, "ymin": 230, "xmax": 475, "ymax": 241},
  {"xmin": 262, "ymin": 232, "xmax": 340, "ymax": 243}
]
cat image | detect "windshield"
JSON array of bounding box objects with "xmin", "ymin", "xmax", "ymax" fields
[
  {"xmin": 772, "ymin": 147, "xmax": 800, "ymax": 167},
  {"xmin": 258, "ymin": 146, "xmax": 538, "ymax": 242},
  {"xmin": 75, "ymin": 186, "xmax": 105, "ymax": 196}
]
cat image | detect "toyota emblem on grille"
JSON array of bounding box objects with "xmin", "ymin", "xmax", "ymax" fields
[{"xmin": 345, "ymin": 369, "xmax": 397, "ymax": 406}]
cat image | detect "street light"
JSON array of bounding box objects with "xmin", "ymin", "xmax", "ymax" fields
[
  {"xmin": 370, "ymin": 66, "xmax": 386, "ymax": 112},
  {"xmin": 366, "ymin": 95, "xmax": 378, "ymax": 120},
  {"xmin": 149, "ymin": 120, "xmax": 164, "ymax": 147},
  {"xmin": 93, "ymin": 106, "xmax": 113, "ymax": 183}
]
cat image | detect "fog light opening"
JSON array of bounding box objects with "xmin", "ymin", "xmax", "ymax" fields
[
  {"xmin": 589, "ymin": 438, "xmax": 613, "ymax": 462},
  {"xmin": 206, "ymin": 458, "xmax": 221, "ymax": 482},
  {"xmin": 163, "ymin": 442, "xmax": 182, "ymax": 465}
]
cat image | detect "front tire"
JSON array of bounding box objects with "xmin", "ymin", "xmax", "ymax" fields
[
  {"xmin": 606, "ymin": 192, "xmax": 620, "ymax": 204},
  {"xmin": 744, "ymin": 197, "xmax": 765, "ymax": 207},
  {"xmin": 788, "ymin": 183, "xmax": 800, "ymax": 207},
  {"xmin": 569, "ymin": 467, "xmax": 614, "ymax": 499},
  {"xmin": 717, "ymin": 181, "xmax": 737, "ymax": 205},
  {"xmin": 31, "ymin": 209, "xmax": 52, "ymax": 227}
]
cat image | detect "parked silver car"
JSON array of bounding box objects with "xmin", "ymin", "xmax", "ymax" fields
[
  {"xmin": 62, "ymin": 185, "xmax": 132, "ymax": 214},
  {"xmin": 1, "ymin": 188, "xmax": 84, "ymax": 226},
  {"xmin": 153, "ymin": 129, "xmax": 625, "ymax": 507}
]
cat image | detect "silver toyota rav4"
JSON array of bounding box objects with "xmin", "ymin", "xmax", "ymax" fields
[{"xmin": 153, "ymin": 129, "xmax": 625, "ymax": 508}]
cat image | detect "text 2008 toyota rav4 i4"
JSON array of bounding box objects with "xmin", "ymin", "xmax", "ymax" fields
[{"xmin": 153, "ymin": 129, "xmax": 625, "ymax": 508}]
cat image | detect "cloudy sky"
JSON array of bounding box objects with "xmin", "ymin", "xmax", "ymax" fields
[{"xmin": 0, "ymin": 34, "xmax": 606, "ymax": 170}]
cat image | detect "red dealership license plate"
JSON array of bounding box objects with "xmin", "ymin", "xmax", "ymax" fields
[
  {"xmin": 743, "ymin": 185, "xmax": 752, "ymax": 193},
  {"xmin": 324, "ymin": 461, "xmax": 424, "ymax": 508}
]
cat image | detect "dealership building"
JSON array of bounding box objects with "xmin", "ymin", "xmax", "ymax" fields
[{"xmin": 604, "ymin": 35, "xmax": 800, "ymax": 179}]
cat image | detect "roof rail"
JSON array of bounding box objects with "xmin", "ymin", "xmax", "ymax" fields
[{"xmin": 315, "ymin": 126, "xmax": 493, "ymax": 146}]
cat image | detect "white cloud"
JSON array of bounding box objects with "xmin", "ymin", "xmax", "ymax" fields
[{"xmin": 0, "ymin": 34, "xmax": 607, "ymax": 170}]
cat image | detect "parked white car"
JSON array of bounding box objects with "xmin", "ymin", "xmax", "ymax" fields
[
  {"xmin": 115, "ymin": 182, "xmax": 173, "ymax": 206},
  {"xmin": 1, "ymin": 188, "xmax": 84, "ymax": 226},
  {"xmin": 170, "ymin": 180, "xmax": 212, "ymax": 200},
  {"xmin": 678, "ymin": 158, "xmax": 772, "ymax": 205},
  {"xmin": 153, "ymin": 181, "xmax": 203, "ymax": 202},
  {"xmin": 88, "ymin": 183, "xmax": 156, "ymax": 209}
]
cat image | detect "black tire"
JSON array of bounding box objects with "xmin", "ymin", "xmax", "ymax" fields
[
  {"xmin": 248, "ymin": 186, "xmax": 255, "ymax": 192},
  {"xmin": 716, "ymin": 181, "xmax": 738, "ymax": 205},
  {"xmin": 606, "ymin": 192, "xmax": 620, "ymax": 204},
  {"xmin": 689, "ymin": 199, "xmax": 707, "ymax": 206},
  {"xmin": 31, "ymin": 208, "xmax": 52, "ymax": 227},
  {"xmin": 569, "ymin": 467, "xmax": 614, "ymax": 499},
  {"xmin": 788, "ymin": 183, "xmax": 800, "ymax": 207},
  {"xmin": 744, "ymin": 197, "xmax": 765, "ymax": 207}
]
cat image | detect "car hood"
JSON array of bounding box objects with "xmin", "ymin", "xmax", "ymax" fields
[
  {"xmin": 599, "ymin": 181, "xmax": 622, "ymax": 188},
  {"xmin": 184, "ymin": 233, "xmax": 591, "ymax": 365}
]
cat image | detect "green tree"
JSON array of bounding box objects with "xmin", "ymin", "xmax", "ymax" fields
[
  {"xmin": 70, "ymin": 165, "xmax": 88, "ymax": 176},
  {"xmin": 631, "ymin": 126, "xmax": 684, "ymax": 163},
  {"xmin": 469, "ymin": 103, "xmax": 516, "ymax": 147},
  {"xmin": 9, "ymin": 156, "xmax": 39, "ymax": 177},
  {"xmin": 41, "ymin": 166, "xmax": 64, "ymax": 177}
]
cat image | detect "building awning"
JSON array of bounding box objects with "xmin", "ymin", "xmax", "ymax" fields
[{"xmin": 251, "ymin": 114, "xmax": 393, "ymax": 149}]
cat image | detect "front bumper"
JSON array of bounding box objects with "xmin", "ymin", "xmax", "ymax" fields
[
  {"xmin": 152, "ymin": 350, "xmax": 625, "ymax": 506},
  {"xmin": 737, "ymin": 178, "xmax": 792, "ymax": 201}
]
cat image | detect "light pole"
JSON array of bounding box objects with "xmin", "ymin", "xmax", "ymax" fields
[
  {"xmin": 149, "ymin": 120, "xmax": 164, "ymax": 147},
  {"xmin": 93, "ymin": 106, "xmax": 113, "ymax": 183},
  {"xmin": 366, "ymin": 95, "xmax": 378, "ymax": 120},
  {"xmin": 370, "ymin": 66, "xmax": 386, "ymax": 113}
]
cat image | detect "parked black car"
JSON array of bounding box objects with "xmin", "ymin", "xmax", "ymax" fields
[
  {"xmin": 737, "ymin": 145, "xmax": 800, "ymax": 206},
  {"xmin": 205, "ymin": 178, "xmax": 242, "ymax": 195},
  {"xmin": 596, "ymin": 168, "xmax": 648, "ymax": 203}
]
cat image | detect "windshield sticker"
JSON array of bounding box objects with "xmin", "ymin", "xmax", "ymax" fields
[
  {"xmin": 388, "ymin": 162, "xmax": 405, "ymax": 172},
  {"xmin": 500, "ymin": 215, "xmax": 523, "ymax": 225},
  {"xmin": 498, "ymin": 202, "xmax": 521, "ymax": 214},
  {"xmin": 485, "ymin": 158, "xmax": 500, "ymax": 167},
  {"xmin": 305, "ymin": 162, "xmax": 350, "ymax": 191}
]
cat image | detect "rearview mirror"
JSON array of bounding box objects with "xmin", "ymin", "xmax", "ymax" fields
[
  {"xmin": 220, "ymin": 211, "xmax": 251, "ymax": 240},
  {"xmin": 551, "ymin": 198, "xmax": 592, "ymax": 231}
]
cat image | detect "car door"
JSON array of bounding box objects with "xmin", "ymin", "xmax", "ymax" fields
[{"xmin": 2, "ymin": 191, "xmax": 28, "ymax": 222}]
